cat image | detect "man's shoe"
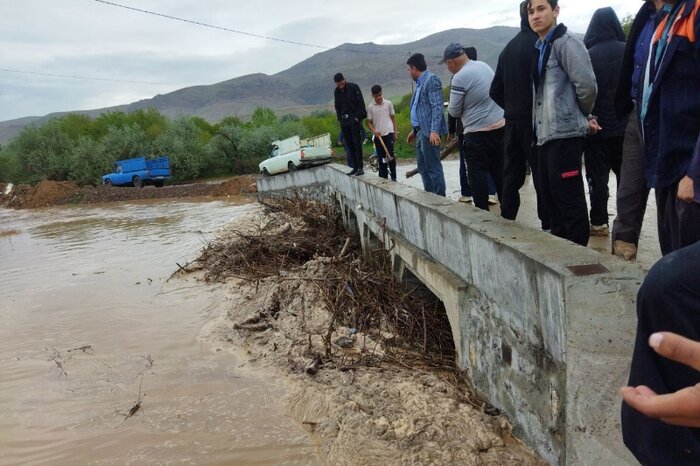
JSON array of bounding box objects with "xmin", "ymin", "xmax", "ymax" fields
[
  {"xmin": 590, "ymin": 224, "xmax": 610, "ymax": 236},
  {"xmin": 458, "ymin": 196, "xmax": 473, "ymax": 203},
  {"xmin": 613, "ymin": 240, "xmax": 637, "ymax": 261},
  {"xmin": 488, "ymin": 195, "xmax": 499, "ymax": 205},
  {"xmin": 346, "ymin": 169, "xmax": 358, "ymax": 176},
  {"xmin": 353, "ymin": 169, "xmax": 364, "ymax": 176}
]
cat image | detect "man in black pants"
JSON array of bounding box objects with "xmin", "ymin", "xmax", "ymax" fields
[
  {"xmin": 334, "ymin": 73, "xmax": 367, "ymax": 176},
  {"xmin": 583, "ymin": 7, "xmax": 627, "ymax": 237},
  {"xmin": 528, "ymin": 0, "xmax": 599, "ymax": 246},
  {"xmin": 490, "ymin": 1, "xmax": 549, "ymax": 230}
]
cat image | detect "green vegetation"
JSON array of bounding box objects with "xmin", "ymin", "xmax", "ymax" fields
[
  {"xmin": 0, "ymin": 89, "xmax": 445, "ymax": 186},
  {"xmin": 621, "ymin": 13, "xmax": 634, "ymax": 38}
]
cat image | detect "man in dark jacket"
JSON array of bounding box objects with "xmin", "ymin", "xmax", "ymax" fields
[
  {"xmin": 490, "ymin": 1, "xmax": 549, "ymax": 230},
  {"xmin": 611, "ymin": 0, "xmax": 664, "ymax": 261},
  {"xmin": 334, "ymin": 73, "xmax": 367, "ymax": 176},
  {"xmin": 583, "ymin": 7, "xmax": 627, "ymax": 237},
  {"xmin": 639, "ymin": 0, "xmax": 700, "ymax": 254}
]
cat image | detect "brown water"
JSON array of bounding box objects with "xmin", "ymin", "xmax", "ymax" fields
[{"xmin": 0, "ymin": 199, "xmax": 320, "ymax": 465}]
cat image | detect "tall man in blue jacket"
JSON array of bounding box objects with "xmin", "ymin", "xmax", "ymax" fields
[
  {"xmin": 528, "ymin": 0, "xmax": 599, "ymax": 246},
  {"xmin": 639, "ymin": 0, "xmax": 700, "ymax": 254},
  {"xmin": 406, "ymin": 53, "xmax": 448, "ymax": 197}
]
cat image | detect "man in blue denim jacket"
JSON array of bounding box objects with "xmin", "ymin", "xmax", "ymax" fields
[
  {"xmin": 406, "ymin": 53, "xmax": 448, "ymax": 197},
  {"xmin": 528, "ymin": 0, "xmax": 599, "ymax": 246}
]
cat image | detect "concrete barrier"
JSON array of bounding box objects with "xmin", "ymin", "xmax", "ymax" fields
[{"xmin": 257, "ymin": 163, "xmax": 643, "ymax": 465}]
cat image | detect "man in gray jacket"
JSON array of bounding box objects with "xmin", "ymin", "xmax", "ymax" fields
[{"xmin": 528, "ymin": 0, "xmax": 599, "ymax": 246}]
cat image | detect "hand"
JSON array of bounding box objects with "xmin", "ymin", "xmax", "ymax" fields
[
  {"xmin": 678, "ymin": 176, "xmax": 695, "ymax": 203},
  {"xmin": 588, "ymin": 118, "xmax": 602, "ymax": 135},
  {"xmin": 393, "ymin": 132, "xmax": 398, "ymax": 143},
  {"xmin": 407, "ymin": 130, "xmax": 416, "ymax": 145},
  {"xmin": 429, "ymin": 131, "xmax": 441, "ymax": 146},
  {"xmin": 621, "ymin": 332, "xmax": 700, "ymax": 427},
  {"xmin": 373, "ymin": 130, "xmax": 382, "ymax": 139},
  {"xmin": 447, "ymin": 133, "xmax": 456, "ymax": 144}
]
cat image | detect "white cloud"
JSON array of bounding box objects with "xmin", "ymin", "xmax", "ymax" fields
[{"xmin": 0, "ymin": 0, "xmax": 642, "ymax": 121}]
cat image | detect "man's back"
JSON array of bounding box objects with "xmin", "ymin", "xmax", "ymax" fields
[{"xmin": 449, "ymin": 61, "xmax": 503, "ymax": 133}]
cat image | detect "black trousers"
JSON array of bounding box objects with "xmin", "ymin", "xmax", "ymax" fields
[
  {"xmin": 341, "ymin": 122, "xmax": 364, "ymax": 170},
  {"xmin": 584, "ymin": 136, "xmax": 623, "ymax": 226},
  {"xmin": 374, "ymin": 134, "xmax": 396, "ymax": 180},
  {"xmin": 655, "ymin": 179, "xmax": 700, "ymax": 255},
  {"xmin": 463, "ymin": 127, "xmax": 504, "ymax": 211},
  {"xmin": 621, "ymin": 240, "xmax": 700, "ymax": 466},
  {"xmin": 501, "ymin": 124, "xmax": 549, "ymax": 229},
  {"xmin": 538, "ymin": 137, "xmax": 590, "ymax": 246}
]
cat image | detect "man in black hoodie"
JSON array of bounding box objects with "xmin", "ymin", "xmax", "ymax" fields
[
  {"xmin": 490, "ymin": 1, "xmax": 549, "ymax": 230},
  {"xmin": 583, "ymin": 7, "xmax": 628, "ymax": 237},
  {"xmin": 334, "ymin": 73, "xmax": 367, "ymax": 176}
]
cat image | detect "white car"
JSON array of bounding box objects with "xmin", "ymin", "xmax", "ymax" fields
[{"xmin": 259, "ymin": 133, "xmax": 334, "ymax": 176}]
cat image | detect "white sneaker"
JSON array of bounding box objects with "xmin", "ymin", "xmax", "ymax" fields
[
  {"xmin": 459, "ymin": 196, "xmax": 472, "ymax": 203},
  {"xmin": 488, "ymin": 195, "xmax": 498, "ymax": 205}
]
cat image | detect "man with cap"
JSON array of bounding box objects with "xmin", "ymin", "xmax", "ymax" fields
[
  {"xmin": 444, "ymin": 42, "xmax": 505, "ymax": 211},
  {"xmin": 334, "ymin": 73, "xmax": 367, "ymax": 176},
  {"xmin": 406, "ymin": 53, "xmax": 448, "ymax": 196}
]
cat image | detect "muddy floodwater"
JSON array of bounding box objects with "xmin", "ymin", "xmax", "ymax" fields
[{"xmin": 0, "ymin": 199, "xmax": 320, "ymax": 465}]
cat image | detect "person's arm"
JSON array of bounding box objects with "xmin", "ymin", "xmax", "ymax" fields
[
  {"xmin": 621, "ymin": 332, "xmax": 700, "ymax": 427},
  {"xmin": 427, "ymin": 76, "xmax": 444, "ymax": 145},
  {"xmin": 366, "ymin": 108, "xmax": 378, "ymax": 137},
  {"xmin": 489, "ymin": 52, "xmax": 506, "ymax": 109},
  {"xmin": 679, "ymin": 134, "xmax": 700, "ymax": 203},
  {"xmin": 558, "ymin": 36, "xmax": 598, "ymax": 117},
  {"xmin": 334, "ymin": 90, "xmax": 342, "ymax": 121},
  {"xmin": 354, "ymin": 85, "xmax": 367, "ymax": 121}
]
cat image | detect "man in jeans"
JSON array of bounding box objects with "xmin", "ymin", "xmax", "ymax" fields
[
  {"xmin": 334, "ymin": 73, "xmax": 367, "ymax": 176},
  {"xmin": 528, "ymin": 0, "xmax": 599, "ymax": 246},
  {"xmin": 366, "ymin": 84, "xmax": 398, "ymax": 181},
  {"xmin": 406, "ymin": 53, "xmax": 448, "ymax": 196},
  {"xmin": 444, "ymin": 42, "xmax": 505, "ymax": 211}
]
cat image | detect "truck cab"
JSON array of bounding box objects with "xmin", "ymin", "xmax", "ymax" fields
[{"xmin": 102, "ymin": 156, "xmax": 171, "ymax": 188}]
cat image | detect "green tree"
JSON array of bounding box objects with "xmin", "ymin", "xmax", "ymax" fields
[
  {"xmin": 68, "ymin": 137, "xmax": 112, "ymax": 186},
  {"xmin": 154, "ymin": 117, "xmax": 207, "ymax": 181},
  {"xmin": 621, "ymin": 14, "xmax": 634, "ymax": 38},
  {"xmin": 14, "ymin": 120, "xmax": 74, "ymax": 183},
  {"xmin": 250, "ymin": 107, "xmax": 277, "ymax": 127}
]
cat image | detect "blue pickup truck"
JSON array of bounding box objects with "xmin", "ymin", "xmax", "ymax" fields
[{"xmin": 101, "ymin": 156, "xmax": 171, "ymax": 188}]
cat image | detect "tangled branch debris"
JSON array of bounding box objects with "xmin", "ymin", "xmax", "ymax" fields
[{"xmin": 190, "ymin": 197, "xmax": 492, "ymax": 412}]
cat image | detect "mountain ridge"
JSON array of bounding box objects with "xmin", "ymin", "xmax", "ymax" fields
[{"xmin": 0, "ymin": 26, "xmax": 520, "ymax": 144}]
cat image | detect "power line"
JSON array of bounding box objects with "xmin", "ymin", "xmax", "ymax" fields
[
  {"xmin": 0, "ymin": 67, "xmax": 170, "ymax": 85},
  {"xmin": 93, "ymin": 0, "xmax": 330, "ymax": 50}
]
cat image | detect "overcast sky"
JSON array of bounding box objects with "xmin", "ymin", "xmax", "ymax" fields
[{"xmin": 0, "ymin": 0, "xmax": 641, "ymax": 122}]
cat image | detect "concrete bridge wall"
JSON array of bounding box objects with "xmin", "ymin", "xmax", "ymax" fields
[{"xmin": 257, "ymin": 163, "xmax": 642, "ymax": 466}]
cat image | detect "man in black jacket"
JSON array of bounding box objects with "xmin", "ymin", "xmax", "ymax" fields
[
  {"xmin": 610, "ymin": 0, "xmax": 664, "ymax": 260},
  {"xmin": 334, "ymin": 73, "xmax": 367, "ymax": 176},
  {"xmin": 490, "ymin": 1, "xmax": 549, "ymax": 230},
  {"xmin": 583, "ymin": 7, "xmax": 627, "ymax": 237}
]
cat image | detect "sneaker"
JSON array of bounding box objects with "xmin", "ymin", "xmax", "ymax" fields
[
  {"xmin": 613, "ymin": 240, "xmax": 637, "ymax": 261},
  {"xmin": 353, "ymin": 169, "xmax": 364, "ymax": 176},
  {"xmin": 459, "ymin": 196, "xmax": 472, "ymax": 203},
  {"xmin": 488, "ymin": 195, "xmax": 498, "ymax": 205},
  {"xmin": 590, "ymin": 224, "xmax": 610, "ymax": 236},
  {"xmin": 346, "ymin": 169, "xmax": 358, "ymax": 176}
]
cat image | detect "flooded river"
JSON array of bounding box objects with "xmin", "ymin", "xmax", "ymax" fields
[{"xmin": 0, "ymin": 199, "xmax": 319, "ymax": 465}]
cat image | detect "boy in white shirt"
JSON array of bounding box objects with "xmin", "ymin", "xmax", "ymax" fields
[{"xmin": 366, "ymin": 85, "xmax": 398, "ymax": 181}]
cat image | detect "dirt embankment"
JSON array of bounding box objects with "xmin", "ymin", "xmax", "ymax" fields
[
  {"xmin": 0, "ymin": 176, "xmax": 257, "ymax": 209},
  {"xmin": 183, "ymin": 199, "xmax": 545, "ymax": 466}
]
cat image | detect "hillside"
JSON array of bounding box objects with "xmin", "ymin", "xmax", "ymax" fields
[{"xmin": 0, "ymin": 26, "xmax": 519, "ymax": 144}]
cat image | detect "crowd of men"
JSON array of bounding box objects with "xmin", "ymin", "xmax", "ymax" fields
[{"xmin": 334, "ymin": 0, "xmax": 700, "ymax": 463}]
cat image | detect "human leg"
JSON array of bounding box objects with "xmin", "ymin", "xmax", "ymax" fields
[
  {"xmin": 584, "ymin": 138, "xmax": 612, "ymax": 228},
  {"xmin": 417, "ymin": 134, "xmax": 445, "ymax": 196},
  {"xmin": 542, "ymin": 138, "xmax": 590, "ymax": 246},
  {"xmin": 375, "ymin": 136, "xmax": 388, "ymax": 179},
  {"xmin": 501, "ymin": 125, "xmax": 527, "ymax": 220},
  {"xmin": 464, "ymin": 132, "xmax": 491, "ymax": 210}
]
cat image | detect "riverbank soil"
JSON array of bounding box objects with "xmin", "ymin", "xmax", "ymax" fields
[
  {"xmin": 0, "ymin": 176, "xmax": 257, "ymax": 209},
  {"xmin": 185, "ymin": 198, "xmax": 545, "ymax": 466}
]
